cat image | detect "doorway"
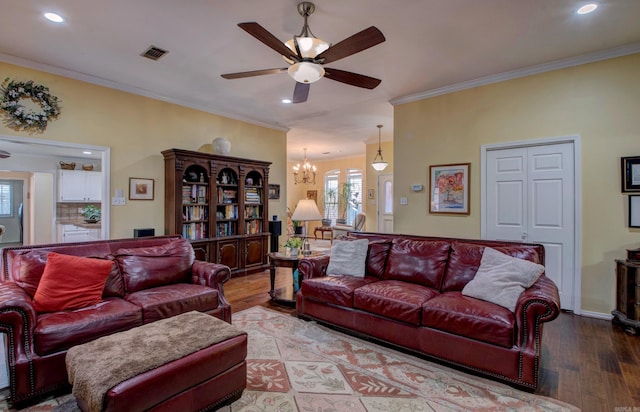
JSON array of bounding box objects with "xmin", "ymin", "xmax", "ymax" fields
[
  {"xmin": 0, "ymin": 135, "xmax": 111, "ymax": 244},
  {"xmin": 481, "ymin": 136, "xmax": 581, "ymax": 313},
  {"xmin": 377, "ymin": 174, "xmax": 393, "ymax": 233}
]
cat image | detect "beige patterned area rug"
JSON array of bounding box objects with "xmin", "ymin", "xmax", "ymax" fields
[{"xmin": 225, "ymin": 306, "xmax": 578, "ymax": 412}]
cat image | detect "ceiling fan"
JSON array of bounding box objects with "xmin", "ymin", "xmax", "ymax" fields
[{"xmin": 221, "ymin": 1, "xmax": 385, "ymax": 103}]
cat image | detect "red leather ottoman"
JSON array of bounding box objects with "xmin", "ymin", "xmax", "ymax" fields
[{"xmin": 66, "ymin": 311, "xmax": 247, "ymax": 412}]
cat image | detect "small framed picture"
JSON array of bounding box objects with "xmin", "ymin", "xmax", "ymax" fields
[
  {"xmin": 129, "ymin": 178, "xmax": 154, "ymax": 200},
  {"xmin": 630, "ymin": 195, "xmax": 640, "ymax": 228},
  {"xmin": 306, "ymin": 190, "xmax": 318, "ymax": 203},
  {"xmin": 268, "ymin": 184, "xmax": 280, "ymax": 200},
  {"xmin": 621, "ymin": 156, "xmax": 640, "ymax": 192},
  {"xmin": 429, "ymin": 163, "xmax": 470, "ymax": 215}
]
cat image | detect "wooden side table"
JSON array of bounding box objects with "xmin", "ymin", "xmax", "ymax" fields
[
  {"xmin": 314, "ymin": 226, "xmax": 332, "ymax": 240},
  {"xmin": 612, "ymin": 258, "xmax": 640, "ymax": 335},
  {"xmin": 268, "ymin": 251, "xmax": 323, "ymax": 306}
]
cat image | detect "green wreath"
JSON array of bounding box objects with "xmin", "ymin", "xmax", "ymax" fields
[{"xmin": 0, "ymin": 78, "xmax": 61, "ymax": 132}]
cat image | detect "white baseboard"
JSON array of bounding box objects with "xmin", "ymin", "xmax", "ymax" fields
[{"xmin": 579, "ymin": 310, "xmax": 612, "ymax": 320}]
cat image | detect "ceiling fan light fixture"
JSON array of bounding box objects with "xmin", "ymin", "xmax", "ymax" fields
[
  {"xmin": 288, "ymin": 62, "xmax": 325, "ymax": 83},
  {"xmin": 284, "ymin": 37, "xmax": 329, "ymax": 62}
]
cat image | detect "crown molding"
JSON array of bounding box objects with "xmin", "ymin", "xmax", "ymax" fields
[
  {"xmin": 390, "ymin": 43, "xmax": 640, "ymax": 106},
  {"xmin": 0, "ymin": 53, "xmax": 290, "ymax": 133}
]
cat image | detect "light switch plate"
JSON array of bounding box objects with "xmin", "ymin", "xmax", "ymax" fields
[
  {"xmin": 112, "ymin": 197, "xmax": 125, "ymax": 206},
  {"xmin": 400, "ymin": 197, "xmax": 408, "ymax": 205}
]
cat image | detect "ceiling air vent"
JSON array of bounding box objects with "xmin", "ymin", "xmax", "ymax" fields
[{"xmin": 140, "ymin": 46, "xmax": 168, "ymax": 61}]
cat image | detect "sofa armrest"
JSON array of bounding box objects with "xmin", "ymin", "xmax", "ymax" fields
[
  {"xmin": 298, "ymin": 255, "xmax": 330, "ymax": 280},
  {"xmin": 514, "ymin": 275, "xmax": 560, "ymax": 348},
  {"xmin": 190, "ymin": 260, "xmax": 231, "ymax": 301},
  {"xmin": 0, "ymin": 282, "xmax": 38, "ymax": 365}
]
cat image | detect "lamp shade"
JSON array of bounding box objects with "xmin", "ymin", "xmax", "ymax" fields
[
  {"xmin": 291, "ymin": 199, "xmax": 322, "ymax": 221},
  {"xmin": 372, "ymin": 159, "xmax": 388, "ymax": 171},
  {"xmin": 288, "ymin": 62, "xmax": 325, "ymax": 84}
]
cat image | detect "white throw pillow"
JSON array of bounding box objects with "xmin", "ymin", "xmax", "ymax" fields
[
  {"xmin": 326, "ymin": 239, "xmax": 369, "ymax": 277},
  {"xmin": 461, "ymin": 247, "xmax": 545, "ymax": 312}
]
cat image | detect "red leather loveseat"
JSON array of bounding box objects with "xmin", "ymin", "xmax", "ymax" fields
[
  {"xmin": 0, "ymin": 235, "xmax": 232, "ymax": 405},
  {"xmin": 296, "ymin": 232, "xmax": 560, "ymax": 390}
]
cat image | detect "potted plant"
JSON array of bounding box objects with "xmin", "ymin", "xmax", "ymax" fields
[
  {"xmin": 284, "ymin": 237, "xmax": 303, "ymax": 257},
  {"xmin": 292, "ymin": 220, "xmax": 304, "ymax": 235},
  {"xmin": 337, "ymin": 182, "xmax": 352, "ymax": 224},
  {"xmin": 320, "ymin": 188, "xmax": 336, "ymax": 227},
  {"xmin": 83, "ymin": 205, "xmax": 101, "ymax": 223}
]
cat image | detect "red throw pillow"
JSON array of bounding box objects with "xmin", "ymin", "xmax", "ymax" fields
[{"xmin": 33, "ymin": 252, "xmax": 114, "ymax": 313}]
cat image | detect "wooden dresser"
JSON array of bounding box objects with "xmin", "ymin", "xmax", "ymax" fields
[{"xmin": 612, "ymin": 248, "xmax": 640, "ymax": 335}]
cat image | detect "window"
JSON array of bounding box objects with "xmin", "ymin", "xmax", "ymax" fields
[
  {"xmin": 323, "ymin": 171, "xmax": 339, "ymax": 225},
  {"xmin": 345, "ymin": 169, "xmax": 363, "ymax": 225},
  {"xmin": 0, "ymin": 182, "xmax": 12, "ymax": 217}
]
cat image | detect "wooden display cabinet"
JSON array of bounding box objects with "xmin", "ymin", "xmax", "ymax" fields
[
  {"xmin": 163, "ymin": 148, "xmax": 271, "ymax": 277},
  {"xmin": 612, "ymin": 256, "xmax": 640, "ymax": 335}
]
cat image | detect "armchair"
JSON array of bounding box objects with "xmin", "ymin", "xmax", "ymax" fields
[{"xmin": 331, "ymin": 213, "xmax": 366, "ymax": 240}]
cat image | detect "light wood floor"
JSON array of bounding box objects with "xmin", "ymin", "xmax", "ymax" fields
[{"xmin": 228, "ymin": 269, "xmax": 640, "ymax": 411}]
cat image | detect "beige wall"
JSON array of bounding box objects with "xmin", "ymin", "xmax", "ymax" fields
[
  {"xmin": 394, "ymin": 53, "xmax": 640, "ymax": 315},
  {"xmin": 0, "ymin": 62, "xmax": 288, "ymax": 239}
]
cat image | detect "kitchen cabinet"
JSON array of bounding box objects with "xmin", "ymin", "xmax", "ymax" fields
[
  {"xmin": 58, "ymin": 170, "xmax": 102, "ymax": 202},
  {"xmin": 57, "ymin": 224, "xmax": 101, "ymax": 243}
]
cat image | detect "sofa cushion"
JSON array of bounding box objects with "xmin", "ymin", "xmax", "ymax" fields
[
  {"xmin": 353, "ymin": 280, "xmax": 440, "ymax": 325},
  {"xmin": 300, "ymin": 275, "xmax": 379, "ymax": 307},
  {"xmin": 422, "ymin": 291, "xmax": 516, "ymax": 348},
  {"xmin": 125, "ymin": 283, "xmax": 220, "ymax": 323},
  {"xmin": 384, "ymin": 239, "xmax": 451, "ymax": 289},
  {"xmin": 116, "ymin": 238, "xmax": 195, "ymax": 293},
  {"xmin": 365, "ymin": 240, "xmax": 392, "ymax": 278},
  {"xmin": 9, "ymin": 249, "xmax": 49, "ymax": 297},
  {"xmin": 34, "ymin": 298, "xmax": 142, "ymax": 355},
  {"xmin": 441, "ymin": 241, "xmax": 543, "ymax": 292},
  {"xmin": 326, "ymin": 239, "xmax": 369, "ymax": 277},
  {"xmin": 33, "ymin": 253, "xmax": 114, "ymax": 313},
  {"xmin": 461, "ymin": 247, "xmax": 545, "ymax": 312},
  {"xmin": 102, "ymin": 257, "xmax": 125, "ymax": 298}
]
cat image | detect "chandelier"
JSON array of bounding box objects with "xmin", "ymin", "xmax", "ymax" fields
[
  {"xmin": 293, "ymin": 148, "xmax": 316, "ymax": 184},
  {"xmin": 371, "ymin": 124, "xmax": 388, "ymax": 171}
]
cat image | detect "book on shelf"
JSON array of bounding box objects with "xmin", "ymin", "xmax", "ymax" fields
[
  {"xmin": 245, "ymin": 220, "xmax": 262, "ymax": 234},
  {"xmin": 218, "ymin": 187, "xmax": 237, "ymax": 204},
  {"xmin": 183, "ymin": 205, "xmax": 208, "ymax": 221},
  {"xmin": 216, "ymin": 222, "xmax": 236, "ymax": 237},
  {"xmin": 182, "ymin": 222, "xmax": 207, "ymax": 240}
]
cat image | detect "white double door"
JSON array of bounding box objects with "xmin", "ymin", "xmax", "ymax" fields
[{"xmin": 484, "ymin": 141, "xmax": 577, "ymax": 311}]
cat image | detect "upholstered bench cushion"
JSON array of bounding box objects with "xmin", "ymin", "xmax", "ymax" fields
[{"xmin": 66, "ymin": 311, "xmax": 246, "ymax": 412}]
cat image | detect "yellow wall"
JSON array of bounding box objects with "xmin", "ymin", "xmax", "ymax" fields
[
  {"xmin": 0, "ymin": 62, "xmax": 288, "ymax": 239},
  {"xmin": 394, "ymin": 53, "xmax": 640, "ymax": 314}
]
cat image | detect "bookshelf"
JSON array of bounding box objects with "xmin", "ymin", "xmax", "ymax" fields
[{"xmin": 162, "ymin": 148, "xmax": 271, "ymax": 276}]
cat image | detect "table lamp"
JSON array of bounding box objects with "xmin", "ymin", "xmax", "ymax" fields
[{"xmin": 291, "ymin": 198, "xmax": 322, "ymax": 256}]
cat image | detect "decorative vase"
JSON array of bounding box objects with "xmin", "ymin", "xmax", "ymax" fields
[
  {"xmin": 212, "ymin": 137, "xmax": 231, "ymax": 155},
  {"xmin": 290, "ymin": 247, "xmax": 299, "ymax": 257}
]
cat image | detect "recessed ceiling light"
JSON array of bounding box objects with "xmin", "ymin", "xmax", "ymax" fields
[
  {"xmin": 82, "ymin": 151, "xmax": 92, "ymax": 155},
  {"xmin": 577, "ymin": 4, "xmax": 597, "ymax": 14},
  {"xmin": 44, "ymin": 12, "xmax": 64, "ymax": 23},
  {"xmin": 281, "ymin": 99, "xmax": 292, "ymax": 104}
]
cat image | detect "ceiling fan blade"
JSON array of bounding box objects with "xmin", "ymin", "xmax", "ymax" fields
[
  {"xmin": 221, "ymin": 68, "xmax": 287, "ymax": 79},
  {"xmin": 324, "ymin": 68, "xmax": 381, "ymax": 89},
  {"xmin": 315, "ymin": 26, "xmax": 385, "ymax": 64},
  {"xmin": 238, "ymin": 22, "xmax": 298, "ymax": 61},
  {"xmin": 292, "ymin": 82, "xmax": 310, "ymax": 103}
]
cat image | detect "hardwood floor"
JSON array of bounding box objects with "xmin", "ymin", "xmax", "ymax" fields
[{"xmin": 228, "ymin": 269, "xmax": 640, "ymax": 410}]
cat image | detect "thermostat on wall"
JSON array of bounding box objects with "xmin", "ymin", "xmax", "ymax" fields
[{"xmin": 411, "ymin": 184, "xmax": 423, "ymax": 192}]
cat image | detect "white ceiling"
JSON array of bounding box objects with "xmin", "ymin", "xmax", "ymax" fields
[{"xmin": 0, "ymin": 0, "xmax": 639, "ymax": 163}]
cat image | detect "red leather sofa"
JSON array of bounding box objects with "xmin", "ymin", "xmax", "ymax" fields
[
  {"xmin": 296, "ymin": 232, "xmax": 561, "ymax": 390},
  {"xmin": 0, "ymin": 235, "xmax": 232, "ymax": 405}
]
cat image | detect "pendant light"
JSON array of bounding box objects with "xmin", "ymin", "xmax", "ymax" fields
[{"xmin": 371, "ymin": 124, "xmax": 388, "ymax": 171}]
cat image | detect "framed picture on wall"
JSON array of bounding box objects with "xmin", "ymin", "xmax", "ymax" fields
[
  {"xmin": 268, "ymin": 184, "xmax": 280, "ymax": 200},
  {"xmin": 429, "ymin": 163, "xmax": 470, "ymax": 215},
  {"xmin": 129, "ymin": 178, "xmax": 154, "ymax": 200},
  {"xmin": 621, "ymin": 156, "xmax": 640, "ymax": 192},
  {"xmin": 306, "ymin": 190, "xmax": 318, "ymax": 203},
  {"xmin": 630, "ymin": 195, "xmax": 640, "ymax": 228}
]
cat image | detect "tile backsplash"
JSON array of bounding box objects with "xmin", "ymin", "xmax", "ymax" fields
[{"xmin": 56, "ymin": 202, "xmax": 100, "ymax": 221}]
